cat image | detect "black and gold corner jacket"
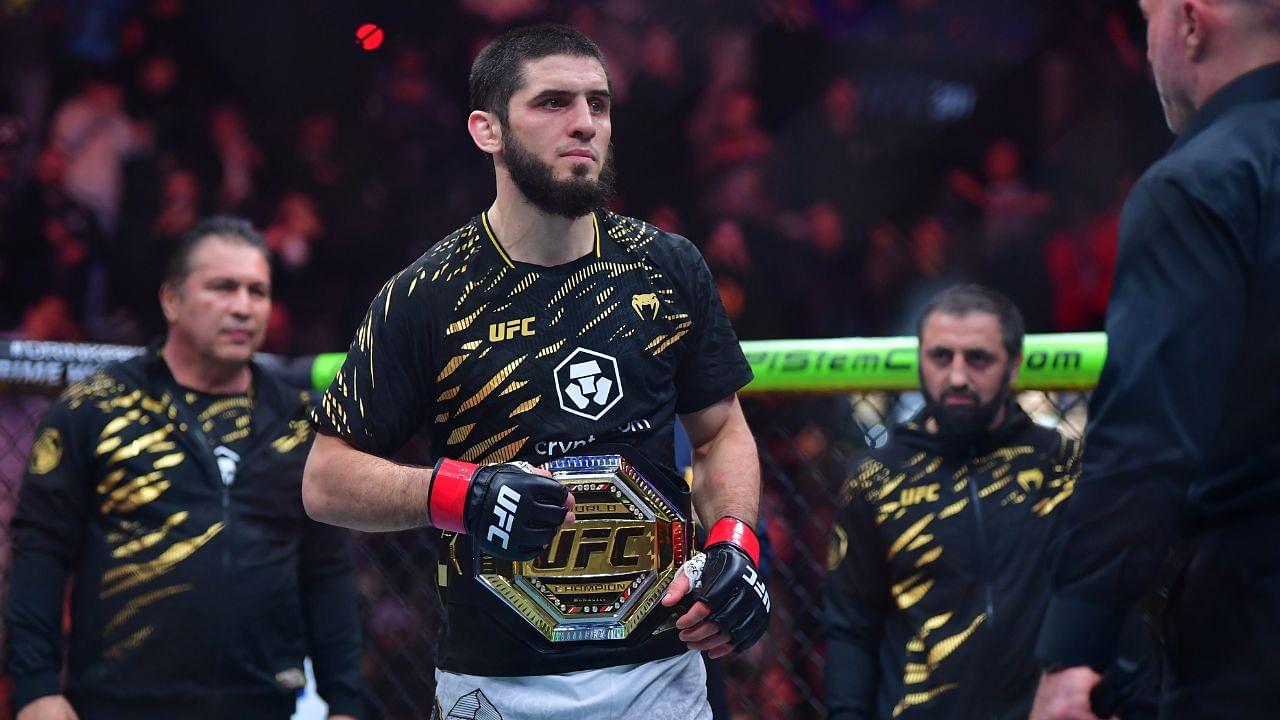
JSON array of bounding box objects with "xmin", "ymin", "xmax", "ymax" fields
[
  {"xmin": 825, "ymin": 404, "xmax": 1079, "ymax": 720},
  {"xmin": 5, "ymin": 346, "xmax": 364, "ymax": 719}
]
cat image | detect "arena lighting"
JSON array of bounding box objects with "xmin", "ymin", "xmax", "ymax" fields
[{"xmin": 356, "ymin": 23, "xmax": 384, "ymax": 51}]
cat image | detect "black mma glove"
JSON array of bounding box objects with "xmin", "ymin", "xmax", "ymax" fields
[
  {"xmin": 429, "ymin": 458, "xmax": 570, "ymax": 561},
  {"xmin": 690, "ymin": 516, "xmax": 772, "ymax": 652}
]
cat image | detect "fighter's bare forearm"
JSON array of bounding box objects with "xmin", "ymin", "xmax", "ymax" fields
[
  {"xmin": 669, "ymin": 395, "xmax": 770, "ymax": 656},
  {"xmin": 302, "ymin": 433, "xmax": 433, "ymax": 532},
  {"xmin": 685, "ymin": 396, "xmax": 760, "ymax": 527}
]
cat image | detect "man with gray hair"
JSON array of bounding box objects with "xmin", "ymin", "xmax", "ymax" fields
[
  {"xmin": 303, "ymin": 23, "xmax": 767, "ymax": 720},
  {"xmin": 1032, "ymin": 0, "xmax": 1280, "ymax": 717},
  {"xmin": 6, "ymin": 216, "xmax": 364, "ymax": 720}
]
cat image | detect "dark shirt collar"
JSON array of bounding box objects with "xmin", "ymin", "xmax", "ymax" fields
[{"xmin": 1171, "ymin": 61, "xmax": 1280, "ymax": 152}]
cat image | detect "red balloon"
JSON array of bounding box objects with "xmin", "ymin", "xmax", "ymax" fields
[{"xmin": 356, "ymin": 23, "xmax": 384, "ymax": 51}]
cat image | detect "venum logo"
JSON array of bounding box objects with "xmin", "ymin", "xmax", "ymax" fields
[
  {"xmin": 553, "ymin": 348, "xmax": 623, "ymax": 420},
  {"xmin": 631, "ymin": 293, "xmax": 660, "ymax": 320}
]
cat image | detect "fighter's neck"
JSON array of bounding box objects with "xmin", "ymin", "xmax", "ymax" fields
[
  {"xmin": 485, "ymin": 192, "xmax": 596, "ymax": 267},
  {"xmin": 161, "ymin": 337, "xmax": 252, "ymax": 395}
]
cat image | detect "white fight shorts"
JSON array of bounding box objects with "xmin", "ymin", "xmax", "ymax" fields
[{"xmin": 432, "ymin": 650, "xmax": 712, "ymax": 720}]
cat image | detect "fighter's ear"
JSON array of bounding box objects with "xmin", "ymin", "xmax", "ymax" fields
[{"xmin": 468, "ymin": 110, "xmax": 502, "ymax": 155}]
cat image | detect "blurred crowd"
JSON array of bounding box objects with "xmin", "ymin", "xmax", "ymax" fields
[
  {"xmin": 0, "ymin": 0, "xmax": 1166, "ymax": 351},
  {"xmin": 0, "ymin": 1, "xmax": 1168, "ymax": 717}
]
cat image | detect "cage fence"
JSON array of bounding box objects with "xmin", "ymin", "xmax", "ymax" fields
[{"xmin": 0, "ymin": 361, "xmax": 1091, "ymax": 720}]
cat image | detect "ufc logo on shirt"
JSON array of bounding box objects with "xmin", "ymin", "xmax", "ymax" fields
[
  {"xmin": 488, "ymin": 486, "xmax": 522, "ymax": 549},
  {"xmin": 742, "ymin": 565, "xmax": 772, "ymax": 612}
]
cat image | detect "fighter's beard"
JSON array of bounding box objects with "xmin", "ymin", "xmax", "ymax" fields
[
  {"xmin": 502, "ymin": 128, "xmax": 616, "ymax": 219},
  {"xmin": 923, "ymin": 382, "xmax": 1010, "ymax": 444}
]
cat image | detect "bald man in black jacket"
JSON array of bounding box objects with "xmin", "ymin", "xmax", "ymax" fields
[{"xmin": 1032, "ymin": 1, "xmax": 1280, "ymax": 718}]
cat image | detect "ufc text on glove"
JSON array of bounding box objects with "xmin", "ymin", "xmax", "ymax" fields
[
  {"xmin": 685, "ymin": 516, "xmax": 772, "ymax": 652},
  {"xmin": 429, "ymin": 459, "xmax": 571, "ymax": 561}
]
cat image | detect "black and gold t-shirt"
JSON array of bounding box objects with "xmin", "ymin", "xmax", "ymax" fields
[{"xmin": 314, "ymin": 209, "xmax": 752, "ymax": 675}]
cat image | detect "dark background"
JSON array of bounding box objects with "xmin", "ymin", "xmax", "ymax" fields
[
  {"xmin": 0, "ymin": 2, "xmax": 1163, "ymax": 717},
  {"xmin": 0, "ymin": 0, "xmax": 1166, "ymax": 352}
]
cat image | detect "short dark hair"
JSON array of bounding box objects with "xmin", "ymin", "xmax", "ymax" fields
[
  {"xmin": 164, "ymin": 215, "xmax": 269, "ymax": 287},
  {"xmin": 916, "ymin": 284, "xmax": 1025, "ymax": 359},
  {"xmin": 469, "ymin": 23, "xmax": 611, "ymax": 125}
]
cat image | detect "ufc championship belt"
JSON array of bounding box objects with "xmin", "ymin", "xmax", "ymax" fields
[{"xmin": 474, "ymin": 450, "xmax": 692, "ymax": 643}]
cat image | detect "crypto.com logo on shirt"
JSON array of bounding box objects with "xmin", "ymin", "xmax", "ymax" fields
[{"xmin": 554, "ymin": 348, "xmax": 623, "ymax": 421}]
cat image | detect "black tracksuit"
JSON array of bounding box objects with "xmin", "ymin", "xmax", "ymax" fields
[
  {"xmin": 6, "ymin": 347, "xmax": 364, "ymax": 719},
  {"xmin": 827, "ymin": 405, "xmax": 1154, "ymax": 719}
]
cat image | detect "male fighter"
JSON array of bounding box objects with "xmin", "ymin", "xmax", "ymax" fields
[{"xmin": 303, "ymin": 23, "xmax": 769, "ymax": 720}]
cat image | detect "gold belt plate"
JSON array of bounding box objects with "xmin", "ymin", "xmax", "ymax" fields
[{"xmin": 474, "ymin": 454, "xmax": 691, "ymax": 642}]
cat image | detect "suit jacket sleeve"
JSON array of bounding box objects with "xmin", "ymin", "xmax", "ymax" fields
[{"xmin": 1036, "ymin": 174, "xmax": 1248, "ymax": 669}]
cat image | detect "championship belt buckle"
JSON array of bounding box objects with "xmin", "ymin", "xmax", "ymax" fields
[{"xmin": 474, "ymin": 453, "xmax": 691, "ymax": 643}]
